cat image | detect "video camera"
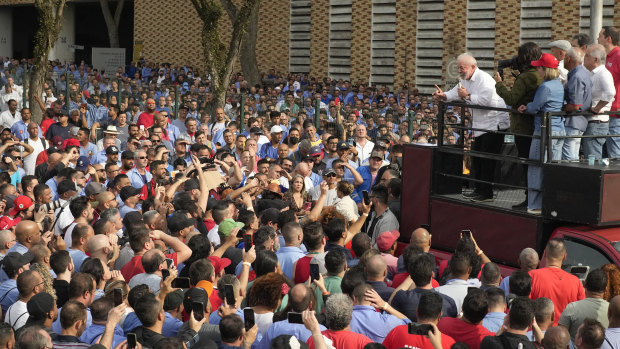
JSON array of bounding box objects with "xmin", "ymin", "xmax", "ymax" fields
[{"xmin": 497, "ymin": 56, "xmax": 522, "ymax": 80}]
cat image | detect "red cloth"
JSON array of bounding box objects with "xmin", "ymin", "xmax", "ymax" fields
[
  {"xmin": 529, "ymin": 267, "xmax": 585, "ymax": 325},
  {"xmin": 294, "ymin": 255, "xmax": 313, "ymax": 284},
  {"xmin": 137, "ymin": 111, "xmax": 155, "ymax": 128},
  {"xmin": 35, "ymin": 150, "xmax": 49, "ymax": 167},
  {"xmin": 140, "ymin": 180, "xmax": 156, "ymax": 201},
  {"xmin": 607, "ymin": 47, "xmax": 620, "ymax": 112},
  {"xmin": 437, "ymin": 317, "xmax": 494, "ymax": 349},
  {"xmin": 307, "ymin": 330, "xmax": 372, "ymax": 349},
  {"xmin": 204, "ymin": 219, "xmax": 216, "ymax": 232},
  {"xmin": 383, "ymin": 324, "xmax": 456, "ymax": 349},
  {"xmin": 391, "ymin": 272, "xmax": 439, "ymax": 289},
  {"xmin": 40, "ymin": 119, "xmax": 55, "ymax": 136},
  {"xmin": 210, "ymin": 289, "xmax": 222, "ymax": 311},
  {"xmin": 121, "ymin": 252, "xmax": 178, "ymax": 282}
]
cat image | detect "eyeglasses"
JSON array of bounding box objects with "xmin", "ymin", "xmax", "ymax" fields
[
  {"xmin": 96, "ymin": 169, "xmax": 105, "ymax": 172},
  {"xmin": 137, "ymin": 156, "xmax": 147, "ymax": 160},
  {"xmin": 324, "ymin": 173, "xmax": 337, "ymax": 178}
]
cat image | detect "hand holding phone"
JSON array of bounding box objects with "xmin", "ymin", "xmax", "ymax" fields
[
  {"xmin": 127, "ymin": 333, "xmax": 137, "ymax": 349},
  {"xmin": 191, "ymin": 301, "xmax": 205, "ymax": 321},
  {"xmin": 244, "ymin": 234, "xmax": 253, "ymax": 252},
  {"xmin": 171, "ymin": 277, "xmax": 191, "ymax": 289},
  {"xmin": 224, "ymin": 284, "xmax": 235, "ymax": 307},
  {"xmin": 362, "ymin": 190, "xmax": 370, "ymax": 205},
  {"xmin": 244, "ymin": 308, "xmax": 255, "ymax": 331},
  {"xmin": 287, "ymin": 312, "xmax": 303, "ymax": 324},
  {"xmin": 310, "ymin": 263, "xmax": 320, "ymax": 282},
  {"xmin": 113, "ymin": 288, "xmax": 123, "ymax": 306},
  {"xmin": 161, "ymin": 269, "xmax": 170, "ymax": 281},
  {"xmin": 461, "ymin": 229, "xmax": 472, "ymax": 239},
  {"xmin": 408, "ymin": 322, "xmax": 434, "ymax": 335}
]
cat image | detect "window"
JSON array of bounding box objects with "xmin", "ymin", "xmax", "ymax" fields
[
  {"xmin": 289, "ymin": 0, "xmax": 311, "ymax": 73},
  {"xmin": 415, "ymin": 0, "xmax": 444, "ymax": 94},
  {"xmin": 328, "ymin": 0, "xmax": 352, "ymax": 81},
  {"xmin": 562, "ymin": 238, "xmax": 612, "ymax": 270},
  {"xmin": 370, "ymin": 0, "xmax": 396, "ymax": 87},
  {"xmin": 466, "ymin": 0, "xmax": 496, "ymax": 73},
  {"xmin": 520, "ymin": 0, "xmax": 552, "ymax": 48}
]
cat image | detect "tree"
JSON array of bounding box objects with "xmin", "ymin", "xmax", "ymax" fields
[
  {"xmin": 100, "ymin": 0, "xmax": 126, "ymax": 48},
  {"xmin": 190, "ymin": 0, "xmax": 261, "ymax": 112},
  {"xmin": 29, "ymin": 0, "xmax": 67, "ymax": 124},
  {"xmin": 220, "ymin": 0, "xmax": 261, "ymax": 86}
]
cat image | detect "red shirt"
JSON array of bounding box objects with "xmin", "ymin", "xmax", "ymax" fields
[
  {"xmin": 210, "ymin": 289, "xmax": 222, "ymax": 311},
  {"xmin": 607, "ymin": 47, "xmax": 620, "ymax": 112},
  {"xmin": 137, "ymin": 111, "xmax": 155, "ymax": 128},
  {"xmin": 40, "ymin": 118, "xmax": 56, "ymax": 136},
  {"xmin": 307, "ymin": 329, "xmax": 372, "ymax": 349},
  {"xmin": 294, "ymin": 255, "xmax": 313, "ymax": 284},
  {"xmin": 437, "ymin": 317, "xmax": 494, "ymax": 349},
  {"xmin": 529, "ymin": 267, "xmax": 585, "ymax": 325},
  {"xmin": 121, "ymin": 252, "xmax": 178, "ymax": 282},
  {"xmin": 383, "ymin": 324, "xmax": 456, "ymax": 349}
]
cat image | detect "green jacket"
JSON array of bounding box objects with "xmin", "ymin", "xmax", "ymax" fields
[
  {"xmin": 495, "ymin": 68, "xmax": 542, "ymax": 135},
  {"xmin": 314, "ymin": 275, "xmax": 342, "ymax": 314}
]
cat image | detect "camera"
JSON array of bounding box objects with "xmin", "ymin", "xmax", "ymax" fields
[
  {"xmin": 45, "ymin": 200, "xmax": 62, "ymax": 211},
  {"xmin": 497, "ymin": 56, "xmax": 522, "ymax": 80}
]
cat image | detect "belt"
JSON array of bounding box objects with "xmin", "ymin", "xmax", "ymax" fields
[{"xmin": 588, "ymin": 120, "xmax": 609, "ymax": 124}]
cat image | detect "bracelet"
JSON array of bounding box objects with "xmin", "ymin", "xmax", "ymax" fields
[
  {"xmin": 322, "ymin": 290, "xmax": 330, "ymax": 296},
  {"xmin": 477, "ymin": 250, "xmax": 483, "ymax": 256},
  {"xmin": 243, "ymin": 262, "xmax": 251, "ymax": 267}
]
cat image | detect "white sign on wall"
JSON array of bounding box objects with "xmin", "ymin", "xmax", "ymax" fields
[{"xmin": 92, "ymin": 47, "xmax": 125, "ymax": 74}]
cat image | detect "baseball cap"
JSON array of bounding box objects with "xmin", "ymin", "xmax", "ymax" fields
[
  {"xmin": 183, "ymin": 287, "xmax": 208, "ymax": 312},
  {"xmin": 120, "ymin": 186, "xmax": 142, "ymax": 201},
  {"xmin": 324, "ymin": 168, "xmax": 336, "ymax": 176},
  {"xmin": 163, "ymin": 290, "xmax": 184, "ymax": 311},
  {"xmin": 249, "ymin": 127, "xmax": 263, "ymax": 135},
  {"xmin": 106, "ymin": 146, "xmax": 119, "ymax": 155},
  {"xmin": 376, "ymin": 230, "xmax": 400, "ymax": 252},
  {"xmin": 0, "ymin": 216, "xmax": 20, "ymax": 230},
  {"xmin": 62, "ymin": 138, "xmax": 80, "ymax": 150},
  {"xmin": 57, "ymin": 179, "xmax": 77, "ymax": 195},
  {"xmin": 376, "ymin": 140, "xmax": 388, "ymax": 149},
  {"xmin": 27, "ymin": 292, "xmax": 55, "ymax": 321},
  {"xmin": 548, "ymin": 40, "xmax": 571, "ymax": 52},
  {"xmin": 207, "ymin": 256, "xmax": 231, "ymax": 275},
  {"xmin": 8, "ymin": 195, "xmax": 33, "ymax": 217},
  {"xmin": 176, "ymin": 134, "xmax": 192, "ymax": 144},
  {"xmin": 337, "ymin": 141, "xmax": 350, "ymax": 150},
  {"xmin": 270, "ymin": 125, "xmax": 283, "ymax": 134},
  {"xmin": 218, "ymin": 218, "xmax": 244, "ymax": 237},
  {"xmin": 370, "ymin": 150, "xmax": 384, "ymax": 160},
  {"xmin": 168, "ymin": 212, "xmax": 197, "ymax": 233},
  {"xmin": 121, "ymin": 150, "xmax": 135, "ymax": 160},
  {"xmin": 266, "ymin": 182, "xmax": 282, "ymax": 198},
  {"xmin": 2, "ymin": 252, "xmax": 34, "ymax": 275},
  {"xmin": 85, "ymin": 182, "xmax": 105, "ymax": 197},
  {"xmin": 51, "ymin": 136, "xmax": 63, "ymax": 147},
  {"xmin": 310, "ymin": 146, "xmax": 322, "ymax": 157},
  {"xmin": 531, "ymin": 53, "xmax": 559, "ymax": 69},
  {"xmin": 76, "ymin": 156, "xmax": 90, "ymax": 171}
]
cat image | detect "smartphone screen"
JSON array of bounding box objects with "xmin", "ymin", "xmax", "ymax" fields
[
  {"xmin": 244, "ymin": 234, "xmax": 252, "ymax": 252},
  {"xmin": 408, "ymin": 323, "xmax": 434, "ymax": 335},
  {"xmin": 244, "ymin": 308, "xmax": 255, "ymax": 331},
  {"xmin": 171, "ymin": 277, "xmax": 191, "ymax": 289},
  {"xmin": 127, "ymin": 333, "xmax": 137, "ymax": 349},
  {"xmin": 166, "ymin": 258, "xmax": 174, "ymax": 268},
  {"xmin": 191, "ymin": 301, "xmax": 205, "ymax": 321},
  {"xmin": 113, "ymin": 288, "xmax": 123, "ymax": 306},
  {"xmin": 161, "ymin": 269, "xmax": 170, "ymax": 281},
  {"xmin": 362, "ymin": 190, "xmax": 370, "ymax": 205},
  {"xmin": 224, "ymin": 284, "xmax": 235, "ymax": 306},
  {"xmin": 287, "ymin": 312, "xmax": 304, "ymax": 324},
  {"xmin": 310, "ymin": 263, "xmax": 320, "ymax": 282},
  {"xmin": 461, "ymin": 229, "xmax": 472, "ymax": 238}
]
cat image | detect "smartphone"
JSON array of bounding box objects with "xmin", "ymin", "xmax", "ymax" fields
[
  {"xmin": 171, "ymin": 277, "xmax": 191, "ymax": 289},
  {"xmin": 461, "ymin": 229, "xmax": 472, "ymax": 238},
  {"xmin": 334, "ymin": 97, "xmax": 340, "ymax": 105},
  {"xmin": 310, "ymin": 263, "xmax": 320, "ymax": 282},
  {"xmin": 420, "ymin": 224, "xmax": 431, "ymax": 233},
  {"xmin": 140, "ymin": 125, "xmax": 145, "ymax": 130},
  {"xmin": 243, "ymin": 234, "xmax": 253, "ymax": 252},
  {"xmin": 166, "ymin": 258, "xmax": 174, "ymax": 268},
  {"xmin": 161, "ymin": 269, "xmax": 170, "ymax": 281},
  {"xmin": 224, "ymin": 284, "xmax": 235, "ymax": 306},
  {"xmin": 362, "ymin": 190, "xmax": 370, "ymax": 205},
  {"xmin": 302, "ymin": 202, "xmax": 312, "ymax": 211},
  {"xmin": 244, "ymin": 308, "xmax": 255, "ymax": 331},
  {"xmin": 287, "ymin": 312, "xmax": 304, "ymax": 324},
  {"xmin": 408, "ymin": 323, "xmax": 434, "ymax": 335},
  {"xmin": 127, "ymin": 333, "xmax": 137, "ymax": 349},
  {"xmin": 191, "ymin": 301, "xmax": 205, "ymax": 321},
  {"xmin": 113, "ymin": 288, "xmax": 123, "ymax": 306},
  {"xmin": 80, "ymin": 103, "xmax": 87, "ymax": 109}
]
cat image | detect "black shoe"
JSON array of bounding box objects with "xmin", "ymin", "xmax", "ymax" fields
[
  {"xmin": 512, "ymin": 200, "xmax": 528, "ymax": 210},
  {"xmin": 470, "ymin": 194, "xmax": 493, "ymax": 203},
  {"xmin": 462, "ymin": 191, "xmax": 479, "ymax": 199}
]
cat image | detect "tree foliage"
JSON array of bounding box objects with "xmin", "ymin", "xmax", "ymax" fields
[
  {"xmin": 190, "ymin": 0, "xmax": 261, "ymax": 111},
  {"xmin": 29, "ymin": 0, "xmax": 67, "ymax": 124}
]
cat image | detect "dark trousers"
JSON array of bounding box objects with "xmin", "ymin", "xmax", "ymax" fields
[{"xmin": 471, "ymin": 131, "xmax": 505, "ymax": 197}]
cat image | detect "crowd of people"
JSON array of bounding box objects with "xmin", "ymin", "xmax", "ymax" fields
[{"xmin": 0, "ymin": 23, "xmax": 617, "ymax": 349}]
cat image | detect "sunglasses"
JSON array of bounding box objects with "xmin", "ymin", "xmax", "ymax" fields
[
  {"xmin": 137, "ymin": 156, "xmax": 147, "ymax": 160},
  {"xmin": 96, "ymin": 169, "xmax": 105, "ymax": 172},
  {"xmin": 324, "ymin": 173, "xmax": 337, "ymax": 178}
]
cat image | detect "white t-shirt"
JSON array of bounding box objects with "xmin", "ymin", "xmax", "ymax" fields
[
  {"xmin": 5, "ymin": 300, "xmax": 28, "ymax": 330},
  {"xmin": 308, "ymin": 186, "xmax": 339, "ymax": 206},
  {"xmin": 23, "ymin": 138, "xmax": 45, "ymax": 176}
]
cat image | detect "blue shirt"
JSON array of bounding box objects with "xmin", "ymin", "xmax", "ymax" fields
[
  {"xmin": 81, "ymin": 323, "xmax": 126, "ymax": 348},
  {"xmin": 68, "ymin": 248, "xmax": 88, "ymax": 272},
  {"xmin": 80, "ymin": 142, "xmax": 99, "ymax": 161},
  {"xmin": 499, "ymin": 276, "xmax": 510, "ymax": 294},
  {"xmin": 45, "ymin": 178, "xmax": 60, "ymax": 201},
  {"xmin": 52, "ymin": 307, "xmax": 92, "ymax": 338},
  {"xmin": 276, "ymin": 246, "xmax": 306, "ymax": 280},
  {"xmin": 391, "ymin": 288, "xmax": 458, "ymax": 322},
  {"xmin": 526, "ymin": 79, "xmax": 565, "ymax": 128},
  {"xmin": 564, "ymin": 65, "xmax": 592, "ymax": 131},
  {"xmin": 351, "ymin": 166, "xmax": 375, "ymax": 203},
  {"xmin": 90, "ymin": 150, "xmax": 109, "ymax": 166},
  {"xmin": 259, "ymin": 142, "xmax": 280, "ymax": 159},
  {"xmin": 350, "ymin": 305, "xmax": 410, "ymax": 343},
  {"xmin": 309, "ymin": 172, "xmax": 322, "ymax": 187},
  {"xmin": 366, "ymin": 281, "xmax": 395, "ymax": 302},
  {"xmin": 209, "ymin": 308, "xmax": 244, "ymax": 325},
  {"xmin": 127, "ymin": 167, "xmax": 153, "ymax": 189},
  {"xmin": 11, "ymin": 120, "xmax": 41, "ymax": 141},
  {"xmin": 86, "ymin": 104, "xmax": 109, "ymax": 128},
  {"xmin": 0, "ymin": 279, "xmax": 18, "ymax": 314},
  {"xmin": 257, "ymin": 320, "xmax": 326, "ymax": 349},
  {"xmin": 483, "ymin": 312, "xmax": 506, "ymax": 333},
  {"xmin": 120, "ymin": 204, "xmax": 141, "ymax": 218},
  {"xmin": 162, "ymin": 312, "xmax": 183, "ymax": 337},
  {"xmin": 122, "ymin": 311, "xmax": 142, "ymax": 335}
]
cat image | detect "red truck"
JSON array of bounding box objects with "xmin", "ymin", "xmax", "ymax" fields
[{"xmin": 400, "ymin": 143, "xmax": 620, "ymax": 276}]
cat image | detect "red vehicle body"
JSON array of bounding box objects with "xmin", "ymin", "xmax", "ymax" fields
[{"xmin": 400, "ymin": 144, "xmax": 620, "ymax": 276}]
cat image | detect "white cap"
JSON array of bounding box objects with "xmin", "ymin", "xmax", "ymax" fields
[{"xmin": 270, "ymin": 125, "xmax": 283, "ymax": 134}]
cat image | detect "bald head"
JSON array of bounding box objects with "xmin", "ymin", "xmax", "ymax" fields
[
  {"xmin": 457, "ymin": 53, "xmax": 477, "ymax": 66},
  {"xmin": 288, "ymin": 284, "xmax": 313, "ymax": 312},
  {"xmin": 542, "ymin": 326, "xmax": 571, "ymax": 349},
  {"xmin": 410, "ymin": 228, "xmax": 431, "ymax": 252},
  {"xmin": 295, "ymin": 162, "xmax": 309, "ymax": 177},
  {"xmin": 96, "ymin": 191, "xmax": 115, "ymax": 209},
  {"xmin": 87, "ymin": 235, "xmax": 110, "ymax": 255},
  {"xmin": 15, "ymin": 221, "xmax": 40, "ymax": 246},
  {"xmin": 519, "ymin": 247, "xmax": 540, "ymax": 271},
  {"xmin": 366, "ymin": 255, "xmax": 387, "ymax": 280}
]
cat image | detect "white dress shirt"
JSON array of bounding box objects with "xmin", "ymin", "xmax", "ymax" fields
[
  {"xmin": 589, "ymin": 64, "xmax": 616, "ymax": 122},
  {"xmin": 0, "ymin": 109, "xmax": 21, "ymax": 129},
  {"xmin": 356, "ymin": 139, "xmax": 375, "ymax": 165},
  {"xmin": 444, "ymin": 67, "xmax": 510, "ymax": 137}
]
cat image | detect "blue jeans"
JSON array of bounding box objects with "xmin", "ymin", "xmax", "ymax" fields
[
  {"xmin": 606, "ymin": 117, "xmax": 620, "ymax": 158},
  {"xmin": 562, "ymin": 126, "xmax": 583, "ymax": 161},
  {"xmin": 582, "ymin": 122, "xmax": 609, "ymax": 159},
  {"xmin": 528, "ymin": 127, "xmax": 565, "ymax": 210}
]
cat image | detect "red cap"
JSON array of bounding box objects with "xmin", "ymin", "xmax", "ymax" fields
[
  {"xmin": 0, "ymin": 216, "xmax": 20, "ymax": 230},
  {"xmin": 207, "ymin": 256, "xmax": 231, "ymax": 274},
  {"xmin": 531, "ymin": 53, "xmax": 559, "ymax": 69},
  {"xmin": 62, "ymin": 138, "xmax": 80, "ymax": 150},
  {"xmin": 8, "ymin": 196, "xmax": 33, "ymax": 217},
  {"xmin": 51, "ymin": 136, "xmax": 64, "ymax": 147},
  {"xmin": 376, "ymin": 230, "xmax": 400, "ymax": 252}
]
